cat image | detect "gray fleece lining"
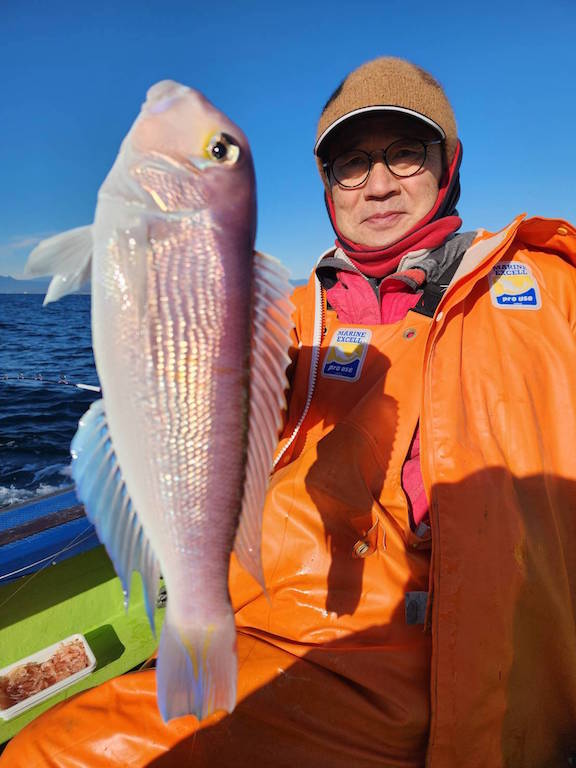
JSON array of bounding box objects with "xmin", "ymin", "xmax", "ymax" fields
[{"xmin": 316, "ymin": 231, "xmax": 478, "ymax": 302}]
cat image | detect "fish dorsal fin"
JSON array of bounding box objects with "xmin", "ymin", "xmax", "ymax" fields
[
  {"xmin": 71, "ymin": 399, "xmax": 160, "ymax": 630},
  {"xmin": 233, "ymin": 251, "xmax": 293, "ymax": 588},
  {"xmin": 24, "ymin": 225, "xmax": 93, "ymax": 305}
]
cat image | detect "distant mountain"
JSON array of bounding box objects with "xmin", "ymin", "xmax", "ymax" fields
[
  {"xmin": 0, "ymin": 275, "xmax": 50, "ymax": 294},
  {"xmin": 0, "ymin": 273, "xmax": 304, "ymax": 295},
  {"xmin": 0, "ymin": 276, "xmax": 90, "ymax": 295}
]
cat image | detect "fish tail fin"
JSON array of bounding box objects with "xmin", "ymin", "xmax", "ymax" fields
[{"xmin": 156, "ymin": 609, "xmax": 237, "ymax": 722}]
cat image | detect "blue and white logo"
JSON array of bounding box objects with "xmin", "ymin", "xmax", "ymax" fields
[
  {"xmin": 322, "ymin": 328, "xmax": 372, "ymax": 382},
  {"xmin": 489, "ymin": 262, "xmax": 541, "ymax": 310}
]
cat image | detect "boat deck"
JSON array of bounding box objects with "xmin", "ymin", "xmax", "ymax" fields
[{"xmin": 0, "ymin": 488, "xmax": 164, "ymax": 743}]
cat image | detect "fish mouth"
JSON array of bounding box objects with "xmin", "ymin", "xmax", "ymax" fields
[{"xmin": 144, "ymin": 81, "xmax": 190, "ymax": 114}]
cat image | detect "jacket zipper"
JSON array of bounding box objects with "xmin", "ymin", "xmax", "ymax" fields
[{"xmin": 273, "ymin": 274, "xmax": 325, "ymax": 468}]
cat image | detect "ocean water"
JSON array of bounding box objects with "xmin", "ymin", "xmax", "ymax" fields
[{"xmin": 0, "ymin": 294, "xmax": 100, "ymax": 508}]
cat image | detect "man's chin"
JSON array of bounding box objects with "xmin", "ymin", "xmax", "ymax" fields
[{"xmin": 353, "ymin": 229, "xmax": 407, "ymax": 249}]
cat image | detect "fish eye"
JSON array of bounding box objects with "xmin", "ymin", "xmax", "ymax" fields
[{"xmin": 205, "ymin": 132, "xmax": 240, "ymax": 165}]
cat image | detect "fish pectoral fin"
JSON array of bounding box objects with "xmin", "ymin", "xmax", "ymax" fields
[
  {"xmin": 24, "ymin": 225, "xmax": 93, "ymax": 305},
  {"xmin": 233, "ymin": 250, "xmax": 294, "ymax": 590},
  {"xmin": 156, "ymin": 611, "xmax": 237, "ymax": 722},
  {"xmin": 71, "ymin": 399, "xmax": 160, "ymax": 632}
]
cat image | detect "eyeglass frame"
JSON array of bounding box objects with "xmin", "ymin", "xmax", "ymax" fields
[{"xmin": 322, "ymin": 138, "xmax": 443, "ymax": 189}]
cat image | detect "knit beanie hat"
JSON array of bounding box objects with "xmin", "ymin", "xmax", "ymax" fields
[
  {"xmin": 314, "ymin": 57, "xmax": 458, "ymax": 167},
  {"xmin": 313, "ymin": 57, "xmax": 463, "ymax": 276}
]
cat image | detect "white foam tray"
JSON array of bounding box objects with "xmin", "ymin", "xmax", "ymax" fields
[{"xmin": 0, "ymin": 633, "xmax": 96, "ymax": 721}]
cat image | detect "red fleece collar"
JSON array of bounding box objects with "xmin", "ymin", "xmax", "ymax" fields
[{"xmin": 325, "ymin": 141, "xmax": 463, "ymax": 278}]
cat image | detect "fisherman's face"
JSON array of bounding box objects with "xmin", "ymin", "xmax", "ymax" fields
[{"xmin": 326, "ymin": 115, "xmax": 444, "ymax": 248}]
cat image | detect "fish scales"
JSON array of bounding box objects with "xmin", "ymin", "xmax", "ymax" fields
[
  {"xmin": 25, "ymin": 80, "xmax": 293, "ymax": 721},
  {"xmin": 151, "ymin": 225, "xmax": 245, "ymax": 560},
  {"xmin": 98, "ymin": 222, "xmax": 249, "ymax": 597}
]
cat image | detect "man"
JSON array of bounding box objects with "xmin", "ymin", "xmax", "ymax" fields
[{"xmin": 4, "ymin": 57, "xmax": 576, "ymax": 768}]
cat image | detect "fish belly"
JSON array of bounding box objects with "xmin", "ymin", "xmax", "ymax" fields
[{"xmin": 93, "ymin": 210, "xmax": 251, "ymax": 626}]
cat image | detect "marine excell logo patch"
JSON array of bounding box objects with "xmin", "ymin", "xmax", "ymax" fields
[
  {"xmin": 322, "ymin": 328, "xmax": 372, "ymax": 382},
  {"xmin": 489, "ymin": 262, "xmax": 542, "ymax": 310}
]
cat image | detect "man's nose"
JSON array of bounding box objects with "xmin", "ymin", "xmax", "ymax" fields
[{"xmin": 364, "ymin": 157, "xmax": 401, "ymax": 197}]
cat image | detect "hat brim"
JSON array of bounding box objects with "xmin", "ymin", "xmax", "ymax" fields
[{"xmin": 314, "ymin": 105, "xmax": 446, "ymax": 157}]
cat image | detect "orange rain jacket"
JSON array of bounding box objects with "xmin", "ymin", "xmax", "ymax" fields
[{"xmin": 4, "ymin": 215, "xmax": 576, "ymax": 768}]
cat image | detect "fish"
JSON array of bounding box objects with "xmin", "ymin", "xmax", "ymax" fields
[{"xmin": 24, "ymin": 80, "xmax": 293, "ymax": 721}]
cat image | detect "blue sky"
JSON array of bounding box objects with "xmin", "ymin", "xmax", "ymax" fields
[{"xmin": 1, "ymin": 0, "xmax": 575, "ymax": 279}]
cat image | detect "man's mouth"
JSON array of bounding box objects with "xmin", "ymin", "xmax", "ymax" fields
[{"xmin": 363, "ymin": 212, "xmax": 404, "ymax": 224}]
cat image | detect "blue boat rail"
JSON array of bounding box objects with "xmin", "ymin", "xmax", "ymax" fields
[{"xmin": 0, "ymin": 488, "xmax": 98, "ymax": 584}]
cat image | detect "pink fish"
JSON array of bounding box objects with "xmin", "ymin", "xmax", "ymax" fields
[{"xmin": 25, "ymin": 81, "xmax": 293, "ymax": 721}]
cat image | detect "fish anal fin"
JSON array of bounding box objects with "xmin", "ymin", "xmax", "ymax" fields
[{"xmin": 71, "ymin": 399, "xmax": 160, "ymax": 630}]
